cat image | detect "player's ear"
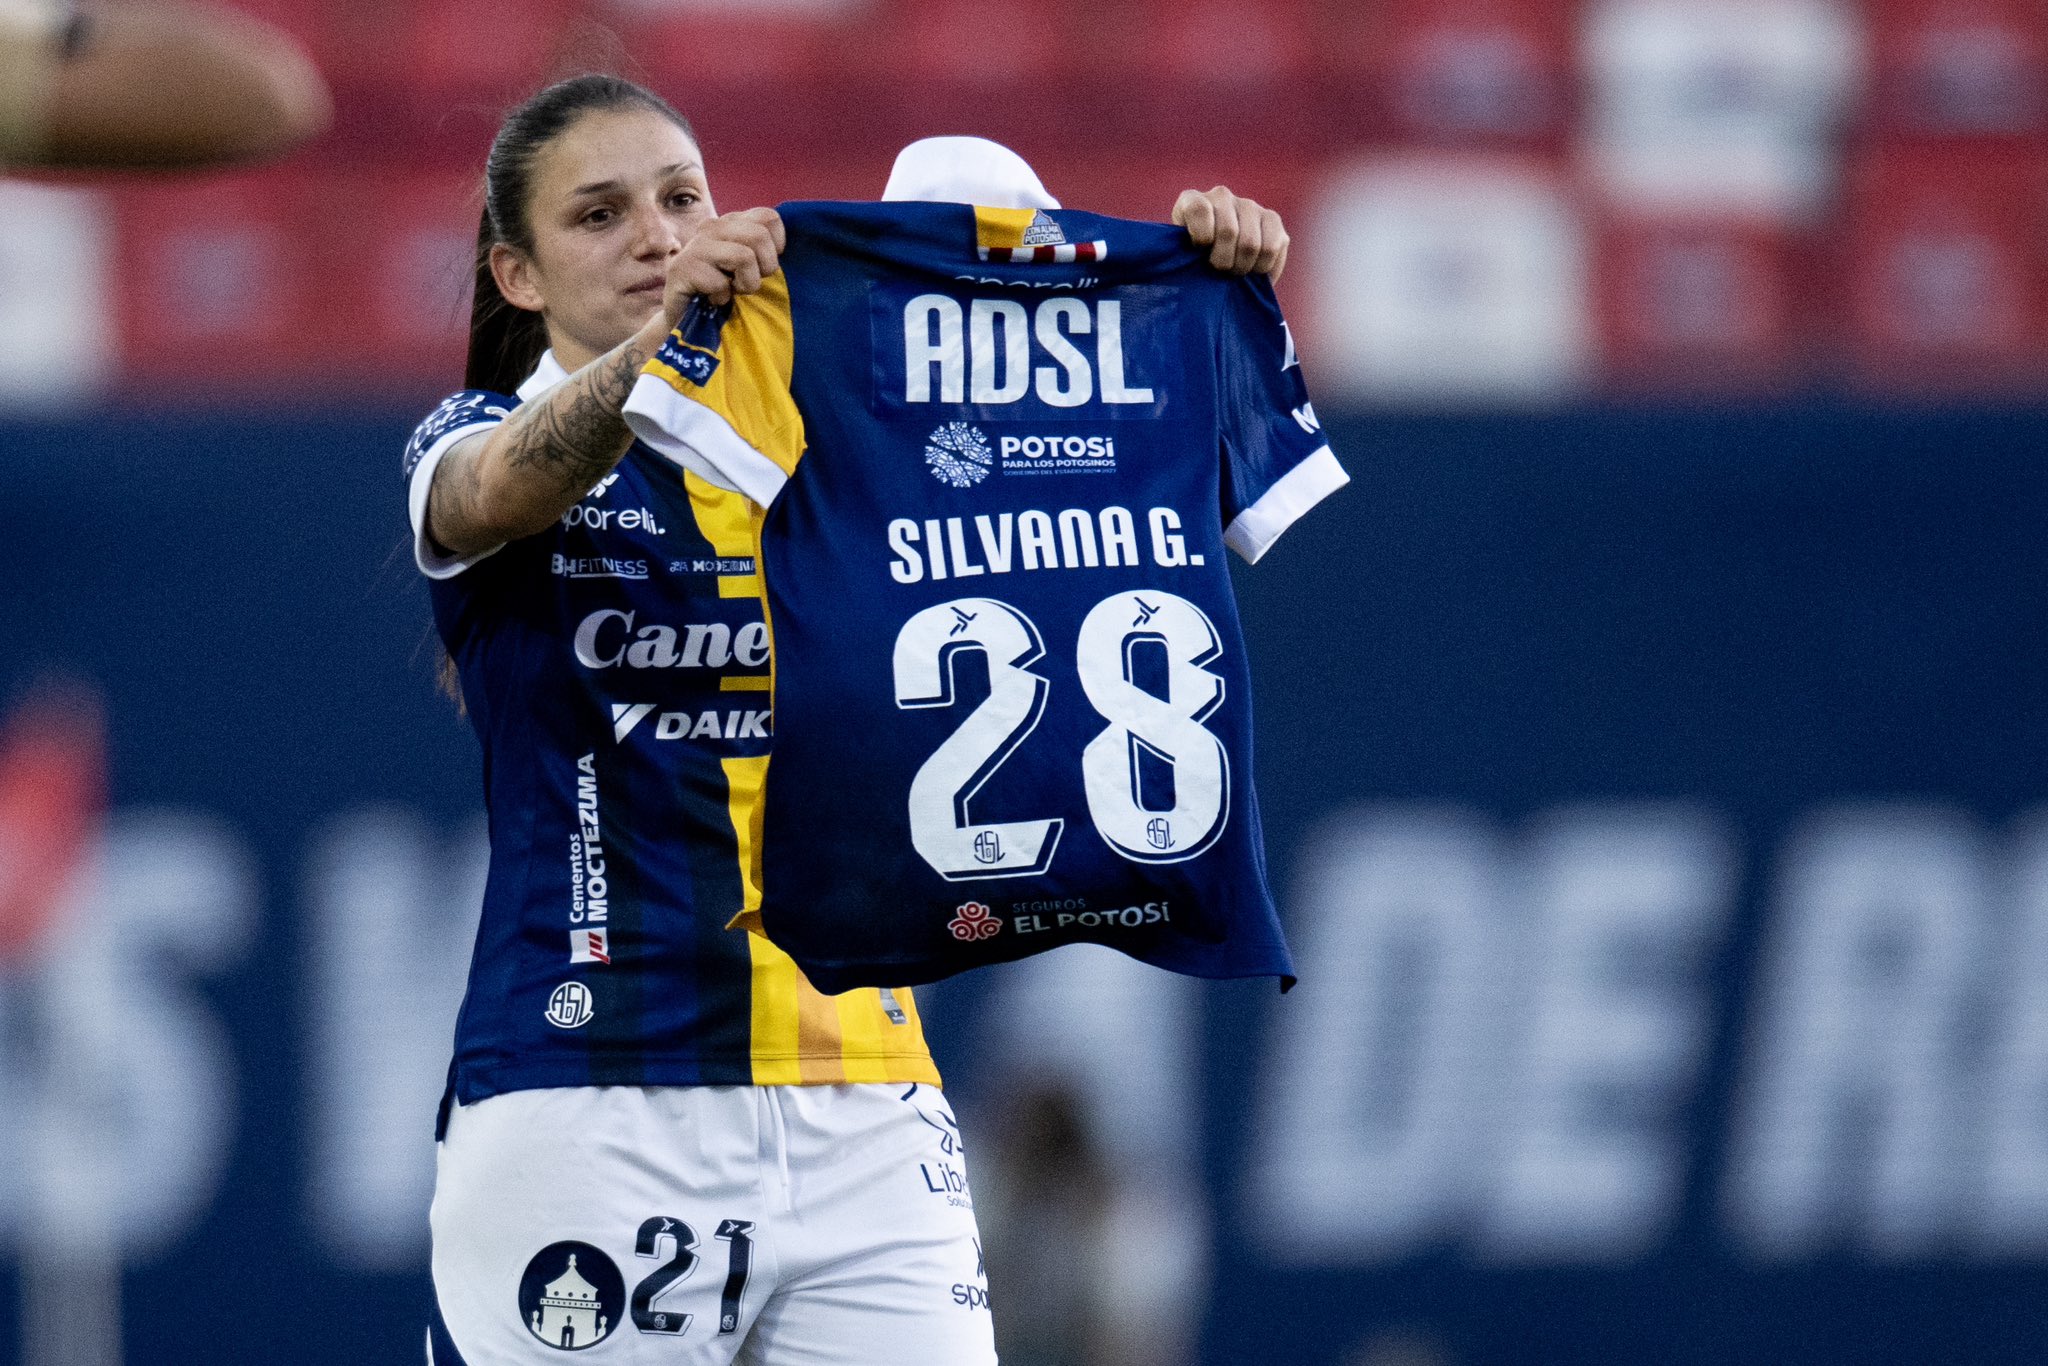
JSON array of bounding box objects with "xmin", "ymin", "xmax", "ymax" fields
[{"xmin": 491, "ymin": 242, "xmax": 545, "ymax": 314}]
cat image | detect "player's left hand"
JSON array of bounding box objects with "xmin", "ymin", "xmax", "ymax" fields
[{"xmin": 1173, "ymin": 186, "xmax": 1289, "ymax": 281}]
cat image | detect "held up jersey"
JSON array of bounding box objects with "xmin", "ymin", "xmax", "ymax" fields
[
  {"xmin": 623, "ymin": 202, "xmax": 1347, "ymax": 993},
  {"xmin": 403, "ymin": 353, "xmax": 938, "ymax": 1108}
]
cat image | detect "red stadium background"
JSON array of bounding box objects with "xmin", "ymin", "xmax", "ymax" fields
[{"xmin": 5, "ymin": 0, "xmax": 2046, "ymax": 406}]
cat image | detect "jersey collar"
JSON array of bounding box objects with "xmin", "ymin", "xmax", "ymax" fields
[
  {"xmin": 516, "ymin": 350, "xmax": 571, "ymax": 403},
  {"xmin": 881, "ymin": 136, "xmax": 1059, "ymax": 210}
]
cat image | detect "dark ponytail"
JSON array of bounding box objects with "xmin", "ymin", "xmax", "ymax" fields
[
  {"xmin": 465, "ymin": 203, "xmax": 547, "ymax": 394},
  {"xmin": 464, "ymin": 74, "xmax": 698, "ymax": 394}
]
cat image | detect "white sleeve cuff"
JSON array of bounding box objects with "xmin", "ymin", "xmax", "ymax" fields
[
  {"xmin": 624, "ymin": 374, "xmax": 789, "ymax": 509},
  {"xmin": 408, "ymin": 423, "xmax": 504, "ymax": 580},
  {"xmin": 1224, "ymin": 446, "xmax": 1348, "ymax": 565}
]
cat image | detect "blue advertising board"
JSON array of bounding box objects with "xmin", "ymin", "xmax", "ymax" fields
[{"xmin": 0, "ymin": 402, "xmax": 2043, "ymax": 1364}]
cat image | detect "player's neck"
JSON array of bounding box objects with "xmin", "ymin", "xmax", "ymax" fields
[{"xmin": 549, "ymin": 335, "xmax": 603, "ymax": 374}]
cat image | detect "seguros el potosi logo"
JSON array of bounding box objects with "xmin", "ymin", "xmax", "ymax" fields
[
  {"xmin": 925, "ymin": 422, "xmax": 993, "ymax": 488},
  {"xmin": 948, "ymin": 901, "xmax": 1003, "ymax": 942}
]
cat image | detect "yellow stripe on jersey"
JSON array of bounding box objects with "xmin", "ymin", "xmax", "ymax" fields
[
  {"xmin": 680, "ymin": 469, "xmax": 765, "ymax": 604},
  {"xmin": 838, "ymin": 987, "xmax": 913, "ymax": 1084},
  {"xmin": 878, "ymin": 987, "xmax": 939, "ymax": 1085},
  {"xmin": 720, "ymin": 760, "xmax": 939, "ymax": 1085},
  {"xmin": 794, "ymin": 976, "xmax": 846, "ymax": 1084},
  {"xmin": 700, "ymin": 481, "xmax": 776, "ymax": 939},
  {"xmin": 644, "ymin": 273, "xmax": 807, "ymax": 482},
  {"xmin": 720, "ymin": 755, "xmax": 768, "ymax": 927},
  {"xmin": 743, "ymin": 931, "xmax": 940, "ymax": 1087},
  {"xmin": 974, "ymin": 206, "xmax": 1037, "ymax": 251},
  {"xmin": 745, "ymin": 931, "xmax": 804, "ymax": 1086},
  {"xmin": 682, "ymin": 468, "xmax": 756, "ymax": 552},
  {"xmin": 835, "ymin": 990, "xmax": 893, "ymax": 1084}
]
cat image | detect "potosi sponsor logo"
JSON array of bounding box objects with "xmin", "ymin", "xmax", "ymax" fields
[
  {"xmin": 925, "ymin": 422, "xmax": 993, "ymax": 488},
  {"xmin": 914, "ymin": 422, "xmax": 1130, "ymax": 491},
  {"xmin": 947, "ymin": 901, "xmax": 1003, "ymax": 942},
  {"xmin": 574, "ymin": 610, "xmax": 770, "ymax": 670},
  {"xmin": 996, "ymin": 432, "xmax": 1116, "ymax": 475},
  {"xmin": 901, "ymin": 296, "xmax": 1153, "ymax": 408}
]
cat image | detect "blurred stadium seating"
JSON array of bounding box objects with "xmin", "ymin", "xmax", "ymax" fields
[{"xmin": 1, "ymin": 0, "xmax": 2041, "ymax": 402}]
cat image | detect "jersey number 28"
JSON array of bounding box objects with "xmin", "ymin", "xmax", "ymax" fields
[{"xmin": 892, "ymin": 589, "xmax": 1230, "ymax": 880}]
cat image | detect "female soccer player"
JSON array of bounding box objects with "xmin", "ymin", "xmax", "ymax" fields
[{"xmin": 405, "ymin": 74, "xmax": 1288, "ymax": 1365}]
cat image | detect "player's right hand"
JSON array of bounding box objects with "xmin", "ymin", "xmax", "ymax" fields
[{"xmin": 665, "ymin": 208, "xmax": 787, "ymax": 317}]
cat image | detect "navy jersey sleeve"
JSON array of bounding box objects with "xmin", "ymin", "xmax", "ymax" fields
[
  {"xmin": 403, "ymin": 389, "xmax": 516, "ymax": 580},
  {"xmin": 1216, "ymin": 278, "xmax": 1348, "ymax": 564}
]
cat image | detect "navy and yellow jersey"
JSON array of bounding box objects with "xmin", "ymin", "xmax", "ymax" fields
[
  {"xmin": 401, "ymin": 354, "xmax": 939, "ymax": 1105},
  {"xmin": 623, "ymin": 201, "xmax": 1347, "ymax": 994}
]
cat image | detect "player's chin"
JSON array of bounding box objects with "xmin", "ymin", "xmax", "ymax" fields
[
  {"xmin": 617, "ymin": 290, "xmax": 666, "ymax": 326},
  {"xmin": 592, "ymin": 299, "xmax": 661, "ymax": 349}
]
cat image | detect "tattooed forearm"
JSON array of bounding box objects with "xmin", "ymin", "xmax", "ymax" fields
[
  {"xmin": 439, "ymin": 431, "xmax": 490, "ymax": 534},
  {"xmin": 427, "ymin": 335, "xmax": 662, "ymax": 555},
  {"xmin": 498, "ymin": 342, "xmax": 649, "ymax": 495}
]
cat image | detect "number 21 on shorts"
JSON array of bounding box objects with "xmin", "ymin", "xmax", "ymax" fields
[{"xmin": 892, "ymin": 589, "xmax": 1230, "ymax": 881}]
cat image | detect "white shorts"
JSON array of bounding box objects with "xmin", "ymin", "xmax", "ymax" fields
[{"xmin": 428, "ymin": 1083, "xmax": 995, "ymax": 1365}]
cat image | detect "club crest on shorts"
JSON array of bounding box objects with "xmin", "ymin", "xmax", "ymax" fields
[{"xmin": 518, "ymin": 1242, "xmax": 625, "ymax": 1351}]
